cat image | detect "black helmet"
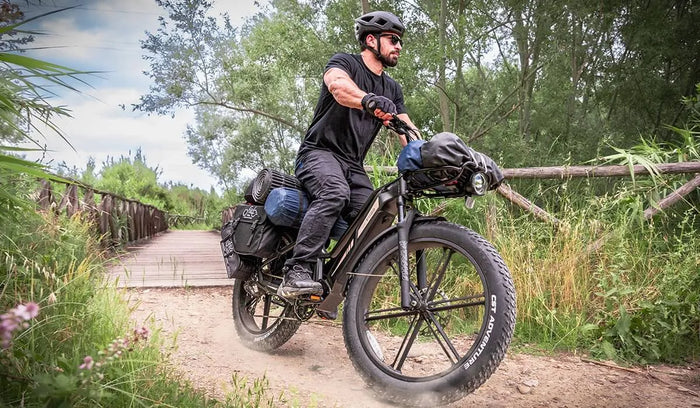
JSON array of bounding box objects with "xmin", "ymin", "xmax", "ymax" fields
[{"xmin": 354, "ymin": 11, "xmax": 405, "ymax": 43}]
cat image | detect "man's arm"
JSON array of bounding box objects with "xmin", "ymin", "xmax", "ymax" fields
[
  {"xmin": 324, "ymin": 68, "xmax": 394, "ymax": 123},
  {"xmin": 324, "ymin": 67, "xmax": 365, "ymax": 110}
]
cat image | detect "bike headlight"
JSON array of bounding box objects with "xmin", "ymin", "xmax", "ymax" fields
[{"xmin": 470, "ymin": 172, "xmax": 488, "ymax": 196}]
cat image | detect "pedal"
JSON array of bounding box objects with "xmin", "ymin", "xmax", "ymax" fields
[{"xmin": 316, "ymin": 309, "xmax": 338, "ymax": 320}]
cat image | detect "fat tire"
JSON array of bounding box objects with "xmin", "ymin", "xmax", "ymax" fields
[
  {"xmin": 232, "ymin": 279, "xmax": 301, "ymax": 351},
  {"xmin": 343, "ymin": 220, "xmax": 516, "ymax": 406}
]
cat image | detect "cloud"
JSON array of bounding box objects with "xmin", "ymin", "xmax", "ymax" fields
[{"xmin": 14, "ymin": 0, "xmax": 269, "ymax": 192}]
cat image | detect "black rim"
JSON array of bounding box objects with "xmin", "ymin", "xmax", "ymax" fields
[
  {"xmin": 357, "ymin": 238, "xmax": 490, "ymax": 382},
  {"xmin": 237, "ymin": 288, "xmax": 291, "ymax": 334},
  {"xmin": 236, "ymin": 233, "xmax": 294, "ymax": 335}
]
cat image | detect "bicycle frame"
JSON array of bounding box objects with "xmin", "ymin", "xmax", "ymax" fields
[{"xmin": 316, "ymin": 175, "xmax": 442, "ymax": 316}]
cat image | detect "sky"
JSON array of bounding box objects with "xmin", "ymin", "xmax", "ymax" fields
[{"xmin": 16, "ymin": 0, "xmax": 265, "ymax": 192}]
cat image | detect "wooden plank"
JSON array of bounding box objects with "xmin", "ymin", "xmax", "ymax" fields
[{"xmin": 106, "ymin": 230, "xmax": 232, "ymax": 288}]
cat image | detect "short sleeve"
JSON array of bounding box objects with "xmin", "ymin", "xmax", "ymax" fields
[
  {"xmin": 324, "ymin": 53, "xmax": 358, "ymax": 77},
  {"xmin": 393, "ymin": 82, "xmax": 407, "ymax": 115}
]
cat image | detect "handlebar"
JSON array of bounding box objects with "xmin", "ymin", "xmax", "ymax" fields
[{"xmin": 384, "ymin": 115, "xmax": 419, "ymax": 143}]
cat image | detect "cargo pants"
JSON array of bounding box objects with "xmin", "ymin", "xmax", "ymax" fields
[{"xmin": 284, "ymin": 149, "xmax": 373, "ymax": 269}]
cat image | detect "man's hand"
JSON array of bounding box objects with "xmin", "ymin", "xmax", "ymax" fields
[{"xmin": 361, "ymin": 93, "xmax": 396, "ymax": 124}]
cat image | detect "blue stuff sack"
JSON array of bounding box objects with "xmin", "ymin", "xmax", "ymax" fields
[
  {"xmin": 264, "ymin": 187, "xmax": 309, "ymax": 228},
  {"xmin": 397, "ymin": 140, "xmax": 426, "ymax": 172},
  {"xmin": 264, "ymin": 187, "xmax": 348, "ymax": 240}
]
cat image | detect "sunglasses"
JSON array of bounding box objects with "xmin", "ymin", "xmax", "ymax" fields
[{"xmin": 379, "ymin": 34, "xmax": 403, "ymax": 46}]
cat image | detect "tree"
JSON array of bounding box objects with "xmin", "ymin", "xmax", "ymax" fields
[
  {"xmin": 96, "ymin": 150, "xmax": 172, "ymax": 209},
  {"xmin": 137, "ymin": 0, "xmax": 343, "ymax": 187}
]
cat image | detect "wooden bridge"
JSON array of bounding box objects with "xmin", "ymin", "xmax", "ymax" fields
[{"xmin": 107, "ymin": 230, "xmax": 231, "ymax": 288}]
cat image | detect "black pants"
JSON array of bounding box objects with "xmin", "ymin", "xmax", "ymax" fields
[{"xmin": 285, "ymin": 149, "xmax": 373, "ymax": 269}]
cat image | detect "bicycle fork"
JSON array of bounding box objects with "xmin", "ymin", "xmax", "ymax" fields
[{"xmin": 395, "ymin": 179, "xmax": 427, "ymax": 310}]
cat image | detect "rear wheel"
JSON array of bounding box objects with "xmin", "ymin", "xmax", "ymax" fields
[
  {"xmin": 232, "ymin": 236, "xmax": 300, "ymax": 351},
  {"xmin": 343, "ymin": 221, "xmax": 516, "ymax": 406}
]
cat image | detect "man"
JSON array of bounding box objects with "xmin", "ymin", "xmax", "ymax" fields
[{"xmin": 278, "ymin": 10, "xmax": 420, "ymax": 298}]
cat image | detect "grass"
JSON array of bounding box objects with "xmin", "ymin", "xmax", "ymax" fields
[
  {"xmin": 462, "ymin": 178, "xmax": 700, "ymax": 363},
  {"xmin": 0, "ymin": 206, "xmax": 256, "ymax": 407}
]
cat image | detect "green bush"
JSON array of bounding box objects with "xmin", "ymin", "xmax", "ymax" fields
[{"xmin": 0, "ymin": 205, "xmax": 222, "ymax": 407}]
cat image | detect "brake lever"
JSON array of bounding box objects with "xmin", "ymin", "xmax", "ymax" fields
[{"xmin": 385, "ymin": 114, "xmax": 418, "ymax": 142}]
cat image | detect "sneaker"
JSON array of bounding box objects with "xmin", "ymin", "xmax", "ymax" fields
[{"xmin": 277, "ymin": 264, "xmax": 323, "ymax": 298}]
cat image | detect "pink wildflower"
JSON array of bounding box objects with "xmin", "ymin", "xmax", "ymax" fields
[
  {"xmin": 0, "ymin": 302, "xmax": 40, "ymax": 350},
  {"xmin": 134, "ymin": 326, "xmax": 149, "ymax": 341},
  {"xmin": 79, "ymin": 355, "xmax": 94, "ymax": 370},
  {"xmin": 15, "ymin": 302, "xmax": 40, "ymax": 320}
]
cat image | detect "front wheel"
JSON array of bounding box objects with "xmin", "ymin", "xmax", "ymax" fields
[{"xmin": 343, "ymin": 221, "xmax": 516, "ymax": 406}]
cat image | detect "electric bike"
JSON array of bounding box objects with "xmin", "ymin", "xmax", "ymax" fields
[{"xmin": 227, "ymin": 117, "xmax": 516, "ymax": 406}]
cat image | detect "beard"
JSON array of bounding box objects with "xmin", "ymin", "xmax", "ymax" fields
[{"xmin": 380, "ymin": 52, "xmax": 399, "ymax": 68}]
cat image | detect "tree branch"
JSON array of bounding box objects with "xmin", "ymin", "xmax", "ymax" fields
[{"xmin": 193, "ymin": 100, "xmax": 305, "ymax": 133}]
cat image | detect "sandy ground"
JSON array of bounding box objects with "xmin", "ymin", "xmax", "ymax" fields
[{"xmin": 127, "ymin": 287, "xmax": 700, "ymax": 408}]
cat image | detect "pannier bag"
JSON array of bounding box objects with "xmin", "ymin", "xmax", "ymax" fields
[
  {"xmin": 264, "ymin": 187, "xmax": 349, "ymax": 240},
  {"xmin": 228, "ymin": 204, "xmax": 281, "ymax": 258},
  {"xmin": 220, "ymin": 220, "xmax": 256, "ymax": 279},
  {"xmin": 249, "ymin": 168, "xmax": 303, "ymax": 204}
]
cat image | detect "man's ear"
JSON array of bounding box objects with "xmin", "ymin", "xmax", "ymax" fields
[{"xmin": 365, "ymin": 33, "xmax": 377, "ymax": 47}]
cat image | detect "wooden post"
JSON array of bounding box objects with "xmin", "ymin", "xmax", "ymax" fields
[
  {"xmin": 99, "ymin": 194, "xmax": 111, "ymax": 238},
  {"xmin": 496, "ymin": 183, "xmax": 561, "ymax": 227},
  {"xmin": 82, "ymin": 189, "xmax": 98, "ymax": 228},
  {"xmin": 643, "ymin": 174, "xmax": 700, "ymax": 219},
  {"xmin": 59, "ymin": 184, "xmax": 80, "ymax": 217},
  {"xmin": 37, "ymin": 180, "xmax": 53, "ymax": 211}
]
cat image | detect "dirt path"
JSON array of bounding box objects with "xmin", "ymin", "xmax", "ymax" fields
[{"xmin": 127, "ymin": 287, "xmax": 699, "ymax": 408}]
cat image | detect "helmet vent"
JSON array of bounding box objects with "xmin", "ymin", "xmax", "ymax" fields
[{"xmin": 376, "ymin": 18, "xmax": 387, "ymax": 25}]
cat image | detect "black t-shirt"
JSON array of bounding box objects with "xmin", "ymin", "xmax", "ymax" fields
[{"xmin": 298, "ymin": 53, "xmax": 406, "ymax": 165}]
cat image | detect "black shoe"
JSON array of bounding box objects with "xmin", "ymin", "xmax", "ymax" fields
[{"xmin": 277, "ymin": 264, "xmax": 323, "ymax": 298}]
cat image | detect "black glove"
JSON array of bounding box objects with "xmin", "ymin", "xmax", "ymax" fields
[{"xmin": 361, "ymin": 93, "xmax": 397, "ymax": 116}]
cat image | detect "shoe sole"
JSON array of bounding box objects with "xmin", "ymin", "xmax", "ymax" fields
[{"xmin": 277, "ymin": 285, "xmax": 323, "ymax": 299}]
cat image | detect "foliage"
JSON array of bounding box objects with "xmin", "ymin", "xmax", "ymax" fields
[
  {"xmin": 139, "ymin": 0, "xmax": 699, "ymax": 190},
  {"xmin": 0, "ymin": 5, "xmax": 84, "ymax": 222},
  {"xmin": 0, "ymin": 207, "xmax": 236, "ymax": 407},
  {"xmin": 94, "ymin": 149, "xmax": 172, "ymax": 209}
]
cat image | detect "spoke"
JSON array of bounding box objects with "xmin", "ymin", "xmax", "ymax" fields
[
  {"xmin": 424, "ymin": 311, "xmax": 461, "ymax": 365},
  {"xmin": 391, "ymin": 314, "xmax": 423, "ymax": 371},
  {"xmin": 261, "ymin": 295, "xmax": 271, "ymax": 330},
  {"xmin": 245, "ymin": 297, "xmax": 258, "ymax": 316},
  {"xmin": 427, "ymin": 293, "xmax": 486, "ymax": 313},
  {"xmin": 365, "ymin": 306, "xmax": 418, "ymax": 322},
  {"xmin": 426, "ymin": 248, "xmax": 454, "ymax": 302}
]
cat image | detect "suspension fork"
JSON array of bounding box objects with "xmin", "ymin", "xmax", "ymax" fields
[{"xmin": 396, "ymin": 178, "xmax": 425, "ymax": 309}]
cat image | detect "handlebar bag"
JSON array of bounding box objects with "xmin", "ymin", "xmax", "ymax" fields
[
  {"xmin": 220, "ymin": 220, "xmax": 257, "ymax": 279},
  {"xmin": 227, "ymin": 204, "xmax": 281, "ymax": 258},
  {"xmin": 419, "ymin": 132, "xmax": 504, "ymax": 188}
]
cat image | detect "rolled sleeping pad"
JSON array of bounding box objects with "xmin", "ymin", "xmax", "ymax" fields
[
  {"xmin": 264, "ymin": 187, "xmax": 348, "ymax": 240},
  {"xmin": 251, "ymin": 168, "xmax": 303, "ymax": 204}
]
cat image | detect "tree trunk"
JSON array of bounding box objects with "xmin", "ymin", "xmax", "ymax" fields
[
  {"xmin": 361, "ymin": 0, "xmax": 369, "ymax": 14},
  {"xmin": 438, "ymin": 0, "xmax": 452, "ymax": 132}
]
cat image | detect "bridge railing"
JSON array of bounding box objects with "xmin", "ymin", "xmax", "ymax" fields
[{"xmin": 35, "ymin": 178, "xmax": 168, "ymax": 246}]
